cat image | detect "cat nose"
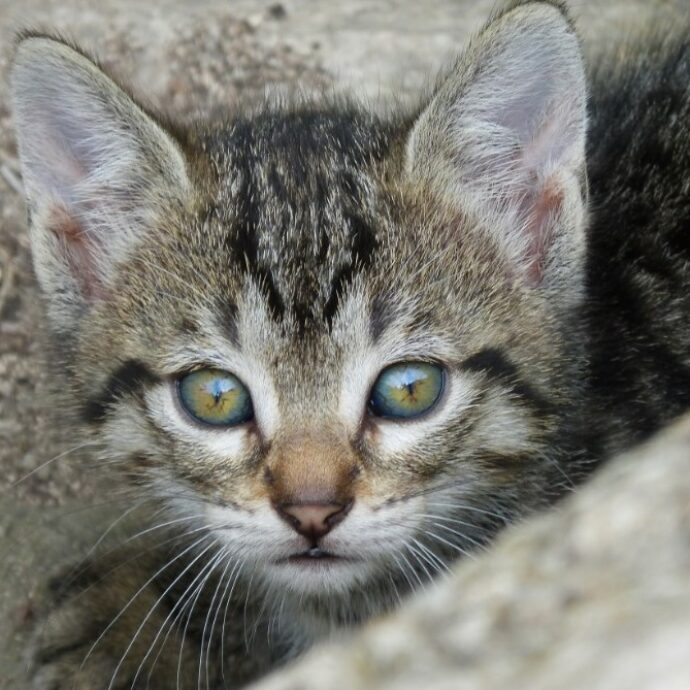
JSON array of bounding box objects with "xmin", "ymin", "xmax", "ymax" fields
[{"xmin": 276, "ymin": 501, "xmax": 352, "ymax": 540}]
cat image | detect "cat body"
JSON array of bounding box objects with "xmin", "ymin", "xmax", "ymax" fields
[{"xmin": 9, "ymin": 1, "xmax": 690, "ymax": 688}]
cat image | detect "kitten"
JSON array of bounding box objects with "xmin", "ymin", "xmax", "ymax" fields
[{"xmin": 10, "ymin": 0, "xmax": 690, "ymax": 688}]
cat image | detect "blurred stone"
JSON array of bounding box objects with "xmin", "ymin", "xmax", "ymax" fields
[{"xmin": 268, "ymin": 3, "xmax": 287, "ymax": 20}]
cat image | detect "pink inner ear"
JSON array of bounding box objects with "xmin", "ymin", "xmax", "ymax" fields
[
  {"xmin": 522, "ymin": 177, "xmax": 564, "ymax": 287},
  {"xmin": 48, "ymin": 204, "xmax": 106, "ymax": 301}
]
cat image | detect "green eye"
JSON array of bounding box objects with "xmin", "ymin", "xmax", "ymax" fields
[
  {"xmin": 369, "ymin": 362, "xmax": 445, "ymax": 420},
  {"xmin": 178, "ymin": 369, "xmax": 253, "ymax": 427}
]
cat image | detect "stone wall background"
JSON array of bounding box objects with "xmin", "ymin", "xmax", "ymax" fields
[{"xmin": 0, "ymin": 1, "xmax": 688, "ymax": 688}]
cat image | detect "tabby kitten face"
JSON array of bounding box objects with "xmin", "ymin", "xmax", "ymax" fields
[{"xmin": 11, "ymin": 2, "xmax": 587, "ymax": 607}]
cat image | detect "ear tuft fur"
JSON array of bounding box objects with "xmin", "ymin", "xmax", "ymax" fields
[
  {"xmin": 407, "ymin": 1, "xmax": 587, "ymax": 292},
  {"xmin": 10, "ymin": 35, "xmax": 190, "ymax": 328}
]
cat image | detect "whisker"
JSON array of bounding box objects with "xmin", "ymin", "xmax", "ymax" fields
[
  {"xmin": 144, "ymin": 554, "xmax": 232, "ymax": 689},
  {"xmin": 57, "ymin": 500, "xmax": 157, "ymax": 593},
  {"xmin": 105, "ymin": 539, "xmax": 219, "ymax": 690},
  {"xmin": 81, "ymin": 533, "xmax": 214, "ymax": 671},
  {"xmin": 404, "ymin": 542, "xmax": 435, "ymax": 583},
  {"xmin": 196, "ymin": 548, "xmax": 232, "ymax": 690},
  {"xmin": 204, "ymin": 557, "xmax": 241, "ymax": 690},
  {"xmin": 60, "ymin": 518, "xmax": 218, "ymax": 607},
  {"xmin": 131, "ymin": 545, "xmax": 225, "ymax": 690},
  {"xmin": 241, "ymin": 567, "xmax": 258, "ymax": 654},
  {"xmin": 423, "ymin": 500, "xmax": 511, "ymax": 524},
  {"xmin": 220, "ymin": 558, "xmax": 246, "ymax": 685},
  {"xmin": 414, "ymin": 513, "xmax": 490, "ymax": 552},
  {"xmin": 175, "ymin": 547, "xmax": 227, "ymax": 690},
  {"xmin": 410, "ymin": 537, "xmax": 450, "ymax": 576},
  {"xmin": 388, "ymin": 552, "xmax": 416, "ymax": 596},
  {"xmin": 424, "ymin": 519, "xmax": 488, "ymax": 552},
  {"xmin": 398, "ymin": 548, "xmax": 426, "ymax": 590},
  {"xmin": 420, "ymin": 527, "xmax": 477, "ymax": 560},
  {"xmin": 122, "ymin": 514, "xmax": 209, "ymax": 544},
  {"xmin": 6, "ymin": 440, "xmax": 100, "ymax": 490}
]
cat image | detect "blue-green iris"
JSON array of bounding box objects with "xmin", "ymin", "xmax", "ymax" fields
[
  {"xmin": 178, "ymin": 369, "xmax": 253, "ymax": 427},
  {"xmin": 369, "ymin": 362, "xmax": 445, "ymax": 420}
]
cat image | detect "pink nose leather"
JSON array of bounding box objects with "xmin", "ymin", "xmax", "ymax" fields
[{"xmin": 277, "ymin": 502, "xmax": 351, "ymax": 540}]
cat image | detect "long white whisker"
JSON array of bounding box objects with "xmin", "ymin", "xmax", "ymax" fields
[
  {"xmin": 423, "ymin": 500, "xmax": 509, "ymax": 522},
  {"xmin": 122, "ymin": 514, "xmax": 209, "ymax": 544},
  {"xmin": 420, "ymin": 527, "xmax": 477, "ymax": 560},
  {"xmin": 175, "ymin": 547, "xmax": 226, "ymax": 690},
  {"xmin": 197, "ymin": 549, "xmax": 233, "ymax": 690},
  {"xmin": 106, "ymin": 539, "xmax": 219, "ymax": 690},
  {"xmin": 128, "ymin": 543, "xmax": 223, "ymax": 689},
  {"xmin": 8, "ymin": 441, "xmax": 100, "ymax": 490},
  {"xmin": 204, "ymin": 557, "xmax": 240, "ymax": 690},
  {"xmin": 388, "ymin": 552, "xmax": 416, "ymax": 595},
  {"xmin": 81, "ymin": 533, "xmax": 214, "ymax": 670},
  {"xmin": 424, "ymin": 519, "xmax": 487, "ymax": 552},
  {"xmin": 241, "ymin": 567, "xmax": 258, "ymax": 653},
  {"xmin": 409, "ymin": 537, "xmax": 449, "ymax": 577},
  {"xmin": 220, "ymin": 558, "xmax": 245, "ymax": 685}
]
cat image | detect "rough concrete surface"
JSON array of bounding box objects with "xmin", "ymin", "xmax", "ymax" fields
[{"xmin": 1, "ymin": 0, "xmax": 689, "ymax": 688}]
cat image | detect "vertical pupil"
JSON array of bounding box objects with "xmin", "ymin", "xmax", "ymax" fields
[
  {"xmin": 208, "ymin": 379, "xmax": 229, "ymax": 405},
  {"xmin": 402, "ymin": 370, "xmax": 417, "ymax": 397}
]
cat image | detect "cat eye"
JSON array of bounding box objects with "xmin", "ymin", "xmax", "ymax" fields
[
  {"xmin": 177, "ymin": 369, "xmax": 254, "ymax": 427},
  {"xmin": 368, "ymin": 362, "xmax": 445, "ymax": 420}
]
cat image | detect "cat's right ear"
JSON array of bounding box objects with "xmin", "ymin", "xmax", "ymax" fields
[
  {"xmin": 406, "ymin": 2, "xmax": 587, "ymax": 294},
  {"xmin": 10, "ymin": 36, "xmax": 190, "ymax": 330}
]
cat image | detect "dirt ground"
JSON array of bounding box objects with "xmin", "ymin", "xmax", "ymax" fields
[{"xmin": 0, "ymin": 0, "xmax": 688, "ymax": 686}]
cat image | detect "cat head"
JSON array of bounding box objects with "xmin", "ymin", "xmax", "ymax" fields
[{"xmin": 11, "ymin": 0, "xmax": 587, "ymax": 613}]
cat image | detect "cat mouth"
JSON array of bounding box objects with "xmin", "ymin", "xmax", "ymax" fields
[
  {"xmin": 278, "ymin": 547, "xmax": 354, "ymax": 565},
  {"xmin": 267, "ymin": 547, "xmax": 368, "ymax": 591}
]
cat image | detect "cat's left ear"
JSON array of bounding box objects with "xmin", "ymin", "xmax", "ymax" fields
[
  {"xmin": 10, "ymin": 35, "xmax": 191, "ymax": 329},
  {"xmin": 406, "ymin": 2, "xmax": 587, "ymax": 291}
]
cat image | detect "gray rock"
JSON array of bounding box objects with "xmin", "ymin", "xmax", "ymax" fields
[{"xmin": 251, "ymin": 414, "xmax": 690, "ymax": 690}]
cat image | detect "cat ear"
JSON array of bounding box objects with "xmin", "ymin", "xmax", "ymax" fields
[
  {"xmin": 406, "ymin": 2, "xmax": 587, "ymax": 290},
  {"xmin": 10, "ymin": 36, "xmax": 190, "ymax": 327}
]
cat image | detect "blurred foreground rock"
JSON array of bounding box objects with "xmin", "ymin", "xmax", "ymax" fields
[{"xmin": 252, "ymin": 414, "xmax": 690, "ymax": 690}]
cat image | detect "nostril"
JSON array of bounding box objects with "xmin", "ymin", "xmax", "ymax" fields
[
  {"xmin": 325, "ymin": 499, "xmax": 353, "ymax": 529},
  {"xmin": 277, "ymin": 506, "xmax": 302, "ymax": 532},
  {"xmin": 276, "ymin": 501, "xmax": 353, "ymax": 539}
]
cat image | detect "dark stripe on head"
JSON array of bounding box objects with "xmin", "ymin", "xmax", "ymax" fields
[
  {"xmin": 323, "ymin": 264, "xmax": 356, "ymax": 327},
  {"xmin": 369, "ymin": 292, "xmax": 393, "ymax": 343},
  {"xmin": 323, "ymin": 213, "xmax": 379, "ymax": 326},
  {"xmin": 254, "ymin": 266, "xmax": 285, "ymax": 320},
  {"xmin": 83, "ymin": 360, "xmax": 159, "ymax": 424},
  {"xmin": 214, "ymin": 299, "xmax": 240, "ymax": 347},
  {"xmin": 179, "ymin": 318, "xmax": 199, "ymax": 335},
  {"xmin": 461, "ymin": 347, "xmax": 552, "ymax": 413},
  {"xmin": 222, "ymin": 127, "xmax": 286, "ymax": 322}
]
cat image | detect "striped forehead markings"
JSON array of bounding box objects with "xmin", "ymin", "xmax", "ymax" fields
[{"xmin": 211, "ymin": 121, "xmax": 386, "ymax": 331}]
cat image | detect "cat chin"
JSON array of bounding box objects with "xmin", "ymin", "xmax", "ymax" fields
[{"xmin": 260, "ymin": 556, "xmax": 376, "ymax": 597}]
